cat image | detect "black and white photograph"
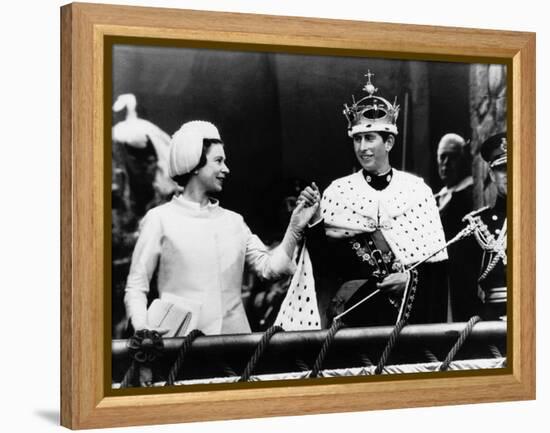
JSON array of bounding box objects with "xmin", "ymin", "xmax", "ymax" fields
[
  {"xmin": 4, "ymin": 0, "xmax": 547, "ymax": 431},
  {"xmin": 110, "ymin": 42, "xmax": 509, "ymax": 388}
]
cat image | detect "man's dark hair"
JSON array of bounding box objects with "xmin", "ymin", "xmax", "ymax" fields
[
  {"xmin": 352, "ymin": 131, "xmax": 394, "ymax": 143},
  {"xmin": 377, "ymin": 131, "xmax": 394, "ymax": 143}
]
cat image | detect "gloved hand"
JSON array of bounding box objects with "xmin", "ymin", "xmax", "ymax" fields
[
  {"xmin": 135, "ymin": 326, "xmax": 170, "ymax": 336},
  {"xmin": 288, "ymin": 199, "xmax": 320, "ymax": 237},
  {"xmin": 278, "ymin": 198, "xmax": 320, "ymax": 261},
  {"xmin": 298, "ymin": 182, "xmax": 322, "ymax": 225}
]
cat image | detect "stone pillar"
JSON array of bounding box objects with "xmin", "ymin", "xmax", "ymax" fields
[{"xmin": 469, "ymin": 64, "xmax": 507, "ymax": 208}]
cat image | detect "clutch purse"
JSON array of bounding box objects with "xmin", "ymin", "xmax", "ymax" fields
[{"xmin": 146, "ymin": 298, "xmax": 193, "ymax": 337}]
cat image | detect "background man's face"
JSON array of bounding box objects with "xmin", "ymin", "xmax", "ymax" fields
[
  {"xmin": 491, "ymin": 164, "xmax": 507, "ymax": 197},
  {"xmin": 437, "ymin": 140, "xmax": 465, "ymax": 187}
]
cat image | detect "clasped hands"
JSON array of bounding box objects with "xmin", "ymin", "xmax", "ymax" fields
[{"xmin": 287, "ymin": 182, "xmax": 321, "ymax": 234}]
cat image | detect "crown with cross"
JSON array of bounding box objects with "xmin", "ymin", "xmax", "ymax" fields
[{"xmin": 343, "ymin": 70, "xmax": 400, "ymax": 137}]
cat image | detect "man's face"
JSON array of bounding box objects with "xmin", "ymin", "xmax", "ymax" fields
[
  {"xmin": 352, "ymin": 131, "xmax": 392, "ymax": 174},
  {"xmin": 437, "ymin": 140, "xmax": 465, "ymax": 187},
  {"xmin": 490, "ymin": 163, "xmax": 507, "ymax": 197}
]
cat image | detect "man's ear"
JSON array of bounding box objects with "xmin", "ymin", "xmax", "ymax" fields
[
  {"xmin": 488, "ymin": 168, "xmax": 496, "ymax": 183},
  {"xmin": 385, "ymin": 134, "xmax": 395, "ymax": 152}
]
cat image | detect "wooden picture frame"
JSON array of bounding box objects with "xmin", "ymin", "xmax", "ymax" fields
[{"xmin": 61, "ymin": 2, "xmax": 535, "ymax": 429}]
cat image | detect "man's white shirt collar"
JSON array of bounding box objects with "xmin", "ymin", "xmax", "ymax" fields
[{"xmin": 435, "ymin": 176, "xmax": 473, "ymax": 211}]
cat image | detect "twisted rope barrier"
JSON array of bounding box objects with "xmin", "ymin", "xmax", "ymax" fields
[
  {"xmin": 164, "ymin": 329, "xmax": 204, "ymax": 386},
  {"xmin": 239, "ymin": 325, "xmax": 284, "ymax": 382},
  {"xmin": 439, "ymin": 316, "xmax": 482, "ymax": 371},
  {"xmin": 310, "ymin": 320, "xmax": 345, "ymax": 378},
  {"xmin": 374, "ymin": 319, "xmax": 408, "ymax": 374}
]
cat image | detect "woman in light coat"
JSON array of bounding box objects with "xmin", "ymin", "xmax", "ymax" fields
[{"xmin": 124, "ymin": 121, "xmax": 317, "ymax": 335}]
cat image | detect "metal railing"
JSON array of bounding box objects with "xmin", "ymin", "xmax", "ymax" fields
[{"xmin": 112, "ymin": 320, "xmax": 506, "ymax": 386}]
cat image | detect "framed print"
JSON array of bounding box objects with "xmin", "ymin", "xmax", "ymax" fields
[{"xmin": 60, "ymin": 2, "xmax": 535, "ymax": 429}]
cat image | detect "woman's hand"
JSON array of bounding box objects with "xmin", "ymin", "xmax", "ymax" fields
[
  {"xmin": 281, "ymin": 182, "xmax": 321, "ymax": 257},
  {"xmin": 376, "ymin": 272, "xmax": 408, "ymax": 297},
  {"xmin": 297, "ymin": 182, "xmax": 322, "ymax": 224},
  {"xmin": 289, "ymin": 199, "xmax": 320, "ymax": 234},
  {"xmin": 134, "ymin": 325, "xmax": 170, "ymax": 336}
]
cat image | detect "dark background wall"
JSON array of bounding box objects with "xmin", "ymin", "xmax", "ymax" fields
[{"xmin": 113, "ymin": 44, "xmax": 471, "ymax": 241}]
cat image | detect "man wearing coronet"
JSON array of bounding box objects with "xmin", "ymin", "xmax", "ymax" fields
[{"xmin": 283, "ymin": 71, "xmax": 448, "ymax": 328}]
